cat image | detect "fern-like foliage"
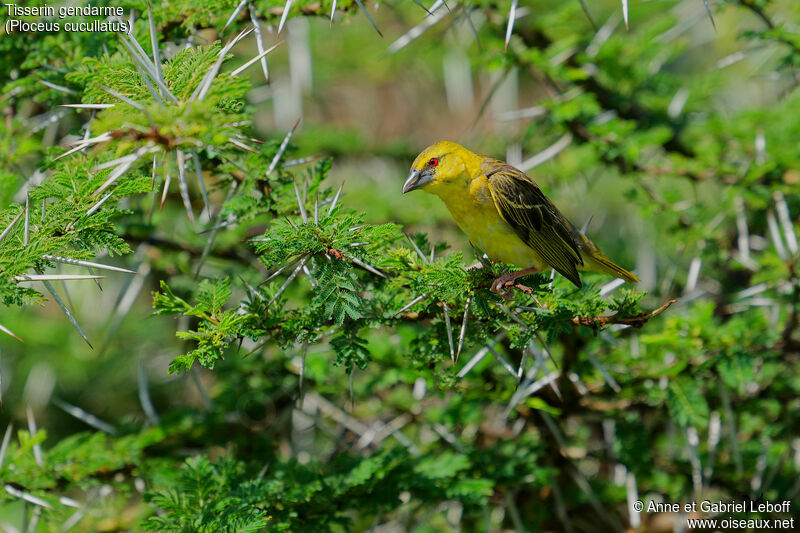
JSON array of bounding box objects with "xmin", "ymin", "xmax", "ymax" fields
[{"xmin": 2, "ymin": 1, "xmax": 800, "ymax": 532}]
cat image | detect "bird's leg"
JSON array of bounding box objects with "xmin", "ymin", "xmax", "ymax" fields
[{"xmin": 490, "ymin": 267, "xmax": 539, "ymax": 298}]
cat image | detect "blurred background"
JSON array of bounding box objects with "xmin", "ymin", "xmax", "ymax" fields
[{"xmin": 2, "ymin": 0, "xmax": 800, "ymax": 530}]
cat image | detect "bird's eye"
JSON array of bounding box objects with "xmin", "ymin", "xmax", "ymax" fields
[{"xmin": 428, "ymin": 158, "xmax": 439, "ymax": 167}]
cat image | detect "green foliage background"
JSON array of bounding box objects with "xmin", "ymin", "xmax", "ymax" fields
[{"xmin": 0, "ymin": 0, "xmax": 799, "ymax": 531}]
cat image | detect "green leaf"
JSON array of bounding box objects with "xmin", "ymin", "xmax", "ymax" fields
[{"xmin": 667, "ymin": 378, "xmax": 710, "ymax": 428}]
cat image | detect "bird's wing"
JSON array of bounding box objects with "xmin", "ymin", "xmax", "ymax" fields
[{"xmin": 483, "ymin": 159, "xmax": 584, "ymax": 287}]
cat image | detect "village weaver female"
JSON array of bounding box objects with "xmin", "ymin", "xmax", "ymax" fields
[{"xmin": 402, "ymin": 141, "xmax": 638, "ymax": 293}]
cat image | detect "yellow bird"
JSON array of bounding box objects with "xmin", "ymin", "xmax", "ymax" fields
[{"xmin": 402, "ymin": 141, "xmax": 637, "ymax": 293}]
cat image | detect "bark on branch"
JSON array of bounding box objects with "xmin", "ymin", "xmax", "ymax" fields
[{"xmin": 572, "ymin": 299, "xmax": 678, "ymax": 329}]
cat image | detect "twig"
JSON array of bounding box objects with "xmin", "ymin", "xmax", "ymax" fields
[{"xmin": 572, "ymin": 299, "xmax": 677, "ymax": 329}]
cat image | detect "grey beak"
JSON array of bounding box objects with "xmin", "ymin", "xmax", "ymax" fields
[{"xmin": 402, "ymin": 169, "xmax": 432, "ymax": 194}]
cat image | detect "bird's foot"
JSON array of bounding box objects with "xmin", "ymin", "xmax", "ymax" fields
[
  {"xmin": 490, "ymin": 274, "xmax": 519, "ymax": 300},
  {"xmin": 490, "ymin": 268, "xmax": 540, "ymax": 300},
  {"xmin": 513, "ymin": 283, "xmax": 533, "ymax": 295}
]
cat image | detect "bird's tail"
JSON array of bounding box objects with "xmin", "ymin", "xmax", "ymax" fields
[
  {"xmin": 578, "ymin": 235, "xmax": 638, "ymax": 283},
  {"xmin": 586, "ymin": 251, "xmax": 639, "ymax": 283}
]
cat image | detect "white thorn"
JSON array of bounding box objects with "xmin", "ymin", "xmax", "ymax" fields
[{"xmin": 278, "ymin": 0, "xmax": 294, "ymax": 34}]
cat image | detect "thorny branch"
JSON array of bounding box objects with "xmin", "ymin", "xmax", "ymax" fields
[{"xmin": 572, "ymin": 298, "xmax": 678, "ymax": 329}]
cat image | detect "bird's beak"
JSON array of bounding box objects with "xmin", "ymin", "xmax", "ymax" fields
[{"xmin": 402, "ymin": 168, "xmax": 433, "ymax": 194}]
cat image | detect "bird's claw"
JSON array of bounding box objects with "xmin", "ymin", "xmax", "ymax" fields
[
  {"xmin": 490, "ymin": 276, "xmax": 516, "ymax": 300},
  {"xmin": 490, "ymin": 277, "xmax": 506, "ymax": 294},
  {"xmin": 491, "ymin": 270, "xmax": 538, "ymax": 301},
  {"xmin": 513, "ymin": 283, "xmax": 533, "ymax": 295}
]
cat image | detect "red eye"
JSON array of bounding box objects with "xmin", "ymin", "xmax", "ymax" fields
[{"xmin": 428, "ymin": 158, "xmax": 438, "ymax": 167}]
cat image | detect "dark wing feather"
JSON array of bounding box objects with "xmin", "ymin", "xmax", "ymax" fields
[{"xmin": 484, "ymin": 159, "xmax": 584, "ymax": 287}]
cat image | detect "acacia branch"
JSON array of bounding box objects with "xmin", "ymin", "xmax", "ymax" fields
[{"xmin": 572, "ymin": 299, "xmax": 678, "ymax": 329}]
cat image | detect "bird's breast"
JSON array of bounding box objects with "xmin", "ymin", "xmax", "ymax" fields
[{"xmin": 438, "ymin": 178, "xmax": 545, "ymax": 269}]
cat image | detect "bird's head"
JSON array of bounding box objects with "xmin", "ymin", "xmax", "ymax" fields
[{"xmin": 402, "ymin": 141, "xmax": 478, "ymax": 195}]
